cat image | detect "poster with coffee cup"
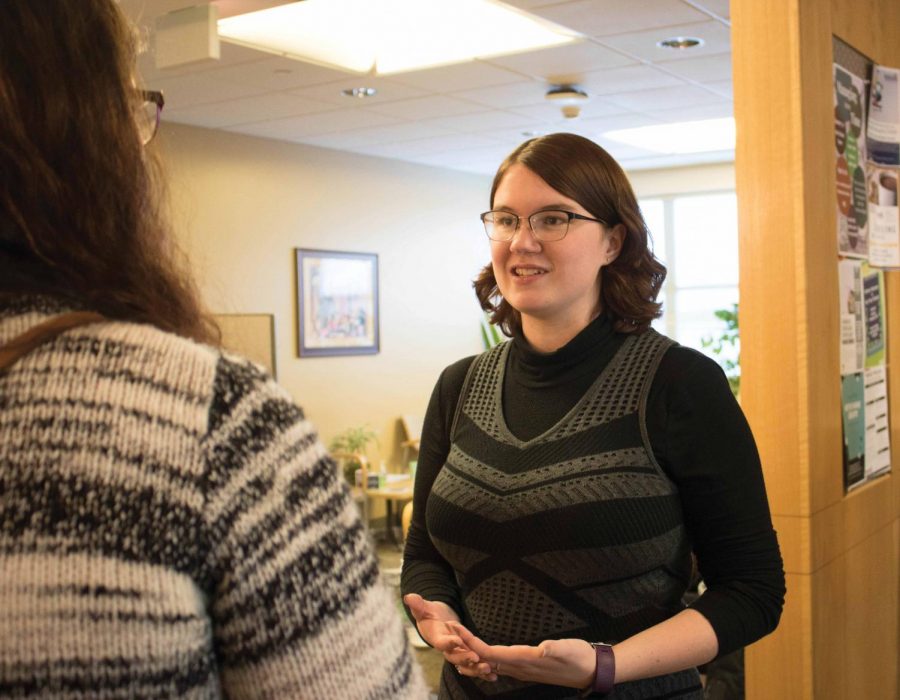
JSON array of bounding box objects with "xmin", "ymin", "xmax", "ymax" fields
[
  {"xmin": 867, "ymin": 166, "xmax": 900, "ymax": 267},
  {"xmin": 835, "ymin": 64, "xmax": 869, "ymax": 257},
  {"xmin": 867, "ymin": 64, "xmax": 900, "ymax": 167}
]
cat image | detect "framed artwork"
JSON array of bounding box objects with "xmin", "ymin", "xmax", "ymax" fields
[
  {"xmin": 213, "ymin": 313, "xmax": 277, "ymax": 378},
  {"xmin": 295, "ymin": 248, "xmax": 379, "ymax": 357}
]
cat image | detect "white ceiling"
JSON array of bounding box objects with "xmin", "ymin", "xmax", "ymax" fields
[{"xmin": 123, "ymin": 0, "xmax": 733, "ymax": 174}]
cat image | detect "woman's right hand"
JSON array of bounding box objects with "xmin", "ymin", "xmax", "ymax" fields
[{"xmin": 403, "ymin": 593, "xmax": 490, "ymax": 675}]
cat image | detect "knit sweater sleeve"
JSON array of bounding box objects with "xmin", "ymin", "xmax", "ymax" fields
[
  {"xmin": 200, "ymin": 355, "xmax": 426, "ymax": 699},
  {"xmin": 647, "ymin": 347, "xmax": 786, "ymax": 657},
  {"xmin": 400, "ymin": 356, "xmax": 474, "ymax": 620}
]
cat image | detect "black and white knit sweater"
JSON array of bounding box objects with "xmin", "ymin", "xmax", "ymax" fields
[{"xmin": 0, "ymin": 297, "xmax": 426, "ymax": 699}]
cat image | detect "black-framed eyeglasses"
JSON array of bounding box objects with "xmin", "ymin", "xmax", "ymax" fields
[
  {"xmin": 137, "ymin": 89, "xmax": 165, "ymax": 145},
  {"xmin": 480, "ymin": 209, "xmax": 608, "ymax": 242}
]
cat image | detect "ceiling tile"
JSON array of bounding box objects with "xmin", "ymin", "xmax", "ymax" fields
[
  {"xmin": 386, "ymin": 60, "xmax": 528, "ymax": 92},
  {"xmin": 572, "ymin": 113, "xmax": 664, "ymax": 135},
  {"xmin": 642, "ymin": 100, "xmax": 733, "ymax": 122},
  {"xmin": 224, "ymin": 108, "xmax": 400, "ymax": 141},
  {"xmin": 421, "ymin": 110, "xmax": 535, "ymax": 132},
  {"xmin": 165, "ymin": 92, "xmax": 337, "ymax": 129},
  {"xmin": 508, "ymin": 98, "xmax": 628, "ymax": 123},
  {"xmin": 137, "ymin": 41, "xmax": 264, "ymax": 83},
  {"xmin": 605, "ymin": 84, "xmax": 724, "ymax": 111},
  {"xmin": 365, "ymin": 95, "xmax": 487, "ymax": 120},
  {"xmin": 619, "ymin": 149, "xmax": 735, "ymax": 171},
  {"xmin": 481, "ymin": 40, "xmax": 636, "ymax": 83},
  {"xmin": 597, "ymin": 21, "xmax": 731, "ymax": 62},
  {"xmin": 578, "ymin": 64, "xmax": 685, "ymax": 96},
  {"xmin": 657, "ymin": 52, "xmax": 731, "ymax": 82},
  {"xmin": 494, "ymin": 0, "xmax": 568, "ymax": 9},
  {"xmin": 152, "ymin": 71, "xmax": 270, "ymax": 109},
  {"xmin": 215, "ymin": 55, "xmax": 353, "ymax": 90},
  {"xmin": 534, "ymin": 0, "xmax": 711, "ymax": 38},
  {"xmin": 289, "ymin": 76, "xmax": 429, "ymax": 107},
  {"xmin": 688, "ymin": 0, "xmax": 730, "ymax": 20},
  {"xmin": 121, "ymin": 0, "xmax": 737, "ymax": 175},
  {"xmin": 592, "ymin": 138, "xmax": 661, "ymax": 160},
  {"xmin": 705, "ymin": 80, "xmax": 733, "ymax": 98},
  {"xmin": 451, "ymin": 81, "xmax": 552, "ymax": 109}
]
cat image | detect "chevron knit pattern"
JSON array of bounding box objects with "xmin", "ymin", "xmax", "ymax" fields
[
  {"xmin": 0, "ymin": 297, "xmax": 426, "ymax": 699},
  {"xmin": 428, "ymin": 331, "xmax": 702, "ymax": 700}
]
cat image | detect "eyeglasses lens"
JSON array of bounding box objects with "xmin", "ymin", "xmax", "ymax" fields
[
  {"xmin": 482, "ymin": 210, "xmax": 569, "ymax": 242},
  {"xmin": 138, "ymin": 100, "xmax": 159, "ymax": 146}
]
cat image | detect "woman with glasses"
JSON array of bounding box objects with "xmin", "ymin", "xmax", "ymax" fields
[
  {"xmin": 0, "ymin": 2, "xmax": 425, "ymax": 697},
  {"xmin": 401, "ymin": 133, "xmax": 784, "ymax": 698}
]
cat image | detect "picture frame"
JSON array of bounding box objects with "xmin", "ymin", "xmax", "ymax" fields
[
  {"xmin": 295, "ymin": 248, "xmax": 379, "ymax": 357},
  {"xmin": 213, "ymin": 313, "xmax": 277, "ymax": 378}
]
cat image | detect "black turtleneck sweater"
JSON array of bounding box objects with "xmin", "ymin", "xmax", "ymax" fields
[{"xmin": 402, "ymin": 314, "xmax": 785, "ymax": 658}]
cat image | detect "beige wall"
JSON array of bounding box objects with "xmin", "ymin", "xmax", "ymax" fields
[
  {"xmin": 158, "ymin": 123, "xmax": 736, "ymax": 468},
  {"xmin": 629, "ymin": 162, "xmax": 735, "ymax": 198},
  {"xmin": 159, "ymin": 123, "xmax": 491, "ymax": 465}
]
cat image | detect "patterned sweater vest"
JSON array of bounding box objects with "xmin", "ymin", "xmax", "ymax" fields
[{"xmin": 427, "ymin": 329, "xmax": 703, "ymax": 699}]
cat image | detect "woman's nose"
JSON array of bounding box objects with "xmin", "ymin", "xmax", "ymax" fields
[{"xmin": 508, "ymin": 222, "xmax": 542, "ymax": 252}]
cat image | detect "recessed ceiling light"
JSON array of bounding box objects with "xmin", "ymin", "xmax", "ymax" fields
[
  {"xmin": 218, "ymin": 0, "xmax": 580, "ymax": 75},
  {"xmin": 657, "ymin": 36, "xmax": 705, "ymax": 50},
  {"xmin": 342, "ymin": 87, "xmax": 377, "ymax": 98},
  {"xmin": 603, "ymin": 117, "xmax": 734, "ymax": 154}
]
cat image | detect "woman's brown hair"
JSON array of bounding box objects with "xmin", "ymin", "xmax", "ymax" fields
[
  {"xmin": 0, "ymin": 0, "xmax": 217, "ymax": 344},
  {"xmin": 474, "ymin": 133, "xmax": 666, "ymax": 335}
]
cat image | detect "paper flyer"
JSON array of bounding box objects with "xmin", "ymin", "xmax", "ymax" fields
[
  {"xmin": 838, "ymin": 258, "xmax": 864, "ymax": 374},
  {"xmin": 835, "ymin": 64, "xmax": 869, "ymax": 257},
  {"xmin": 866, "ymin": 166, "xmax": 900, "ymax": 267},
  {"xmin": 867, "ymin": 64, "xmax": 900, "ymax": 166},
  {"xmin": 841, "ymin": 372, "xmax": 866, "ymax": 490},
  {"xmin": 863, "ymin": 365, "xmax": 892, "ymax": 480},
  {"xmin": 862, "ymin": 263, "xmax": 886, "ymax": 367}
]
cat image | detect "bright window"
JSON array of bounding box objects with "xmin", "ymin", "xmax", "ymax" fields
[{"xmin": 642, "ymin": 192, "xmax": 739, "ymax": 367}]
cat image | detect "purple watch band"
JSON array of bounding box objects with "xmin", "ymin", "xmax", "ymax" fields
[{"xmin": 580, "ymin": 643, "xmax": 615, "ymax": 697}]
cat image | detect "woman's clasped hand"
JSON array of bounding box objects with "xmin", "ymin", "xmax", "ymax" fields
[{"xmin": 448, "ymin": 622, "xmax": 599, "ymax": 689}]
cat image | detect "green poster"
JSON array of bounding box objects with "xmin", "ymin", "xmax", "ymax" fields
[{"xmin": 842, "ymin": 372, "xmax": 866, "ymax": 490}]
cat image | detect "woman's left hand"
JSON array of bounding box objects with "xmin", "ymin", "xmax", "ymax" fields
[{"xmin": 449, "ymin": 622, "xmax": 597, "ymax": 689}]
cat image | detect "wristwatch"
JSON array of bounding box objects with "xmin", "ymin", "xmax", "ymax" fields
[{"xmin": 579, "ymin": 642, "xmax": 615, "ymax": 697}]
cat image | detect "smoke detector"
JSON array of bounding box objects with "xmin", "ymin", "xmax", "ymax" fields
[{"xmin": 545, "ymin": 85, "xmax": 588, "ymax": 119}]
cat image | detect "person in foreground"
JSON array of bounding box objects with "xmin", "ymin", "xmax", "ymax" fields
[
  {"xmin": 0, "ymin": 2, "xmax": 425, "ymax": 697},
  {"xmin": 401, "ymin": 133, "xmax": 785, "ymax": 698}
]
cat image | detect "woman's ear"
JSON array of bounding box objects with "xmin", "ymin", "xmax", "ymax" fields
[{"xmin": 605, "ymin": 223, "xmax": 626, "ymax": 263}]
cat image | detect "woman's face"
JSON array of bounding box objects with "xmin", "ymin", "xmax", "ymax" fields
[{"xmin": 490, "ymin": 163, "xmax": 621, "ymax": 335}]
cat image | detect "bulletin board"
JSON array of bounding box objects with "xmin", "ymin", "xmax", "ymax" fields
[{"xmin": 833, "ymin": 36, "xmax": 897, "ymax": 491}]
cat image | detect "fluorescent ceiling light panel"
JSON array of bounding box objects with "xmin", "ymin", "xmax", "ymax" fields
[
  {"xmin": 217, "ymin": 0, "xmax": 578, "ymax": 75},
  {"xmin": 603, "ymin": 117, "xmax": 735, "ymax": 154}
]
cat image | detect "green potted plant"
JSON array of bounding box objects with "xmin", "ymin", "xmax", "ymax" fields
[
  {"xmin": 329, "ymin": 426, "xmax": 379, "ymax": 484},
  {"xmin": 700, "ymin": 303, "xmax": 740, "ymax": 398}
]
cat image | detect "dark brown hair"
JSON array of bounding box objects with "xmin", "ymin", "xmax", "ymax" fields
[
  {"xmin": 0, "ymin": 0, "xmax": 218, "ymax": 344},
  {"xmin": 474, "ymin": 133, "xmax": 666, "ymax": 335}
]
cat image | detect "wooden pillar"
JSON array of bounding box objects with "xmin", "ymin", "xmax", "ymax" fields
[{"xmin": 733, "ymin": 0, "xmax": 900, "ymax": 697}]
